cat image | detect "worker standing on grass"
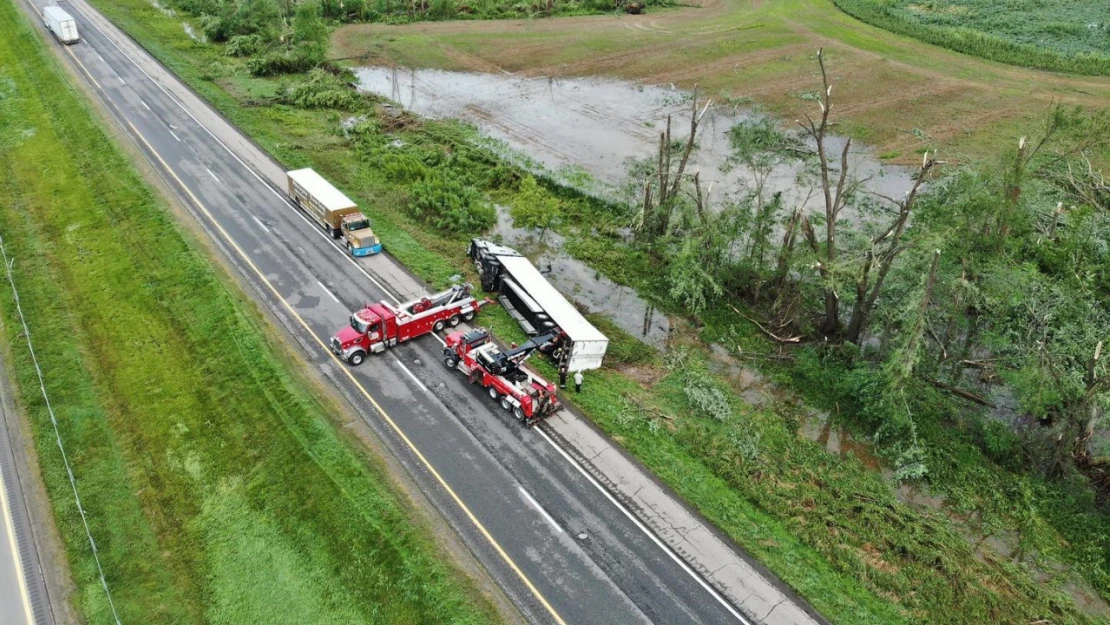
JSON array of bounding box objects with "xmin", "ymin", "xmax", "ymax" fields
[
  {"xmin": 574, "ymin": 370, "xmax": 583, "ymax": 394},
  {"xmin": 559, "ymin": 365, "xmax": 568, "ymax": 389}
]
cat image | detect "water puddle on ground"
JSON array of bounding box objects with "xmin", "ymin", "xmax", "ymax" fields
[
  {"xmin": 492, "ymin": 206, "xmax": 671, "ymax": 348},
  {"xmin": 354, "ymin": 66, "xmax": 915, "ymax": 214}
]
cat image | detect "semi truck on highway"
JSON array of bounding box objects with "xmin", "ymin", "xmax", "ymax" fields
[
  {"xmin": 331, "ymin": 284, "xmax": 488, "ymax": 365},
  {"xmin": 468, "ymin": 238, "xmax": 609, "ymax": 371},
  {"xmin": 43, "ymin": 6, "xmax": 79, "ymax": 44},
  {"xmin": 442, "ymin": 328, "xmax": 561, "ymax": 425},
  {"xmin": 287, "ymin": 168, "xmax": 382, "ymax": 256}
]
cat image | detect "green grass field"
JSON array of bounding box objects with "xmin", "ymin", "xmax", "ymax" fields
[
  {"xmin": 50, "ymin": 0, "xmax": 1110, "ymax": 623},
  {"xmin": 833, "ymin": 0, "xmax": 1110, "ymax": 75},
  {"xmin": 0, "ymin": 2, "xmax": 503, "ymax": 623}
]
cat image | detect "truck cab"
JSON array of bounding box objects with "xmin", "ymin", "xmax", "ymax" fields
[
  {"xmin": 331, "ymin": 305, "xmax": 396, "ymax": 364},
  {"xmin": 340, "ymin": 212, "xmax": 382, "ymax": 257}
]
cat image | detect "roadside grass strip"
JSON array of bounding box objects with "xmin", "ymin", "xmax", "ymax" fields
[{"xmin": 0, "ymin": 2, "xmax": 502, "ymax": 623}]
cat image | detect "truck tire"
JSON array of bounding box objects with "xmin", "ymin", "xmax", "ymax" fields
[
  {"xmin": 488, "ymin": 386, "xmax": 500, "ymax": 401},
  {"xmin": 443, "ymin": 356, "xmax": 458, "ymax": 369},
  {"xmin": 448, "ymin": 314, "xmax": 460, "ymax": 327},
  {"xmin": 500, "ymin": 396, "xmax": 512, "ymax": 411},
  {"xmin": 433, "ymin": 319, "xmax": 446, "ymax": 333},
  {"xmin": 463, "ymin": 310, "xmax": 475, "ymax": 322},
  {"xmin": 347, "ymin": 243, "xmax": 355, "ymax": 254},
  {"xmin": 349, "ymin": 351, "xmax": 366, "ymax": 366},
  {"xmin": 513, "ymin": 405, "xmax": 526, "ymax": 422}
]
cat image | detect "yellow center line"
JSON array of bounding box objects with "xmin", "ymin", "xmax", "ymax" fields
[
  {"xmin": 0, "ymin": 448, "xmax": 35, "ymax": 625},
  {"xmin": 62, "ymin": 45, "xmax": 568, "ymax": 625}
]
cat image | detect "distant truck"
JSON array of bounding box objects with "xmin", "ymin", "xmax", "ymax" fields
[
  {"xmin": 43, "ymin": 6, "xmax": 79, "ymax": 44},
  {"xmin": 331, "ymin": 284, "xmax": 489, "ymax": 365},
  {"xmin": 286, "ymin": 168, "xmax": 381, "ymax": 256}
]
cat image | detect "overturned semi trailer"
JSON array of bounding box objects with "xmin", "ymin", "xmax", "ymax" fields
[{"xmin": 467, "ymin": 240, "xmax": 608, "ymax": 371}]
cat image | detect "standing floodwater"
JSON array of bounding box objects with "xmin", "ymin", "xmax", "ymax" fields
[{"xmin": 353, "ymin": 66, "xmax": 914, "ymax": 211}]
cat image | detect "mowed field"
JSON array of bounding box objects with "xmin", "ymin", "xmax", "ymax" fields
[
  {"xmin": 332, "ymin": 0, "xmax": 1110, "ymax": 164},
  {"xmin": 0, "ymin": 1, "xmax": 502, "ymax": 623}
]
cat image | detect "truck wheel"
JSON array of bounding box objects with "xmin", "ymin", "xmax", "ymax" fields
[
  {"xmin": 347, "ymin": 243, "xmax": 355, "ymax": 254},
  {"xmin": 433, "ymin": 319, "xmax": 446, "ymax": 333},
  {"xmin": 500, "ymin": 396, "xmax": 512, "ymax": 411},
  {"xmin": 513, "ymin": 405, "xmax": 526, "ymax": 422},
  {"xmin": 463, "ymin": 310, "xmax": 475, "ymax": 322},
  {"xmin": 349, "ymin": 351, "xmax": 366, "ymax": 366},
  {"xmin": 443, "ymin": 356, "xmax": 458, "ymax": 369},
  {"xmin": 448, "ymin": 314, "xmax": 461, "ymax": 327},
  {"xmin": 488, "ymin": 386, "xmax": 500, "ymax": 401}
]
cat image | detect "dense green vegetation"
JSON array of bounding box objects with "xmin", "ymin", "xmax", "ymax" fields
[
  {"xmin": 833, "ymin": 0, "xmax": 1110, "ymax": 75},
  {"xmin": 181, "ymin": 0, "xmax": 665, "ymax": 36},
  {"xmin": 0, "ymin": 3, "xmax": 501, "ymax": 623},
  {"xmin": 56, "ymin": 0, "xmax": 1110, "ymax": 623}
]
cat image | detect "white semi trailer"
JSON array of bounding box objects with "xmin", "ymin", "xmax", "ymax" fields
[{"xmin": 43, "ymin": 6, "xmax": 79, "ymax": 44}]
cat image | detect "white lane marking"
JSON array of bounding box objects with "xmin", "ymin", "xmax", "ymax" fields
[
  {"xmin": 536, "ymin": 427, "xmax": 752, "ymax": 625},
  {"xmin": 60, "ymin": 1, "xmax": 406, "ymax": 305},
  {"xmin": 250, "ymin": 215, "xmax": 270, "ymax": 233},
  {"xmin": 96, "ymin": 52, "xmax": 104, "ymax": 62},
  {"xmin": 168, "ymin": 129, "xmax": 181, "ymax": 142},
  {"xmin": 391, "ymin": 355, "xmax": 432, "ymax": 395},
  {"xmin": 0, "ymin": 448, "xmax": 35, "ymax": 625},
  {"xmin": 519, "ymin": 486, "xmax": 563, "ymax": 534},
  {"xmin": 317, "ymin": 281, "xmax": 340, "ymax": 304},
  {"xmin": 205, "ymin": 168, "xmax": 219, "ymax": 184},
  {"xmin": 118, "ymin": 76, "xmax": 125, "ymax": 85},
  {"xmin": 139, "ymin": 98, "xmax": 150, "ymax": 111}
]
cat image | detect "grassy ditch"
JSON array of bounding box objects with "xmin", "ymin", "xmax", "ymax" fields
[
  {"xmin": 0, "ymin": 3, "xmax": 502, "ymax": 624},
  {"xmin": 71, "ymin": 1, "xmax": 1109, "ymax": 624}
]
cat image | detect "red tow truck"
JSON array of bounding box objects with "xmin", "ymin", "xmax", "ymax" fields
[
  {"xmin": 442, "ymin": 329, "xmax": 561, "ymax": 425},
  {"xmin": 331, "ymin": 283, "xmax": 488, "ymax": 365}
]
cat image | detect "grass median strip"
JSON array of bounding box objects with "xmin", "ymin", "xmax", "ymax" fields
[{"xmin": 0, "ymin": 2, "xmax": 503, "ymax": 623}]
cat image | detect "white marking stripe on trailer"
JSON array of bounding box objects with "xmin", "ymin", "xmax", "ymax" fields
[
  {"xmin": 519, "ymin": 486, "xmax": 563, "ymax": 533},
  {"xmin": 317, "ymin": 281, "xmax": 340, "ymax": 303}
]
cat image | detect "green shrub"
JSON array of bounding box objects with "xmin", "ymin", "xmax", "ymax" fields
[
  {"xmin": 224, "ymin": 33, "xmax": 263, "ymax": 56},
  {"xmin": 247, "ymin": 49, "xmax": 318, "ymax": 76},
  {"xmin": 408, "ymin": 173, "xmax": 494, "ymax": 233},
  {"xmin": 278, "ymin": 69, "xmax": 363, "ymax": 109}
]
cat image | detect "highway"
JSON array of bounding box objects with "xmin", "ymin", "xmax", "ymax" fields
[{"xmin": 33, "ymin": 1, "xmax": 754, "ymax": 623}]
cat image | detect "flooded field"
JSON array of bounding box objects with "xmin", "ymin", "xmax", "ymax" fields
[{"xmin": 354, "ymin": 67, "xmax": 914, "ymax": 213}]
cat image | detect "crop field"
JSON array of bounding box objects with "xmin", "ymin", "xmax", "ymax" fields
[
  {"xmin": 333, "ymin": 0, "xmax": 1110, "ymax": 165},
  {"xmin": 833, "ymin": 0, "xmax": 1110, "ymax": 75},
  {"xmin": 0, "ymin": 2, "xmax": 502, "ymax": 623}
]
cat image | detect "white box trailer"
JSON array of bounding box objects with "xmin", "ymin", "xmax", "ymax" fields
[
  {"xmin": 43, "ymin": 6, "xmax": 79, "ymax": 44},
  {"xmin": 496, "ymin": 255, "xmax": 609, "ymax": 371},
  {"xmin": 286, "ymin": 168, "xmax": 360, "ymax": 238}
]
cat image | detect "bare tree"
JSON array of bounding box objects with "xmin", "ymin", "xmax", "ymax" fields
[
  {"xmin": 797, "ymin": 48, "xmax": 860, "ymax": 336},
  {"xmin": 844, "ymin": 152, "xmax": 942, "ymax": 344},
  {"xmin": 635, "ymin": 88, "xmax": 712, "ymax": 240}
]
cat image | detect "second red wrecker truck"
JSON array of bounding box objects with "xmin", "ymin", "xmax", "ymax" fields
[
  {"xmin": 442, "ymin": 329, "xmax": 561, "ymax": 426},
  {"xmin": 331, "ymin": 283, "xmax": 488, "ymax": 365}
]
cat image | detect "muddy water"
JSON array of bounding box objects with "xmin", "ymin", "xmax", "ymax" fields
[
  {"xmin": 492, "ymin": 206, "xmax": 671, "ymax": 348},
  {"xmin": 353, "ymin": 67, "xmax": 915, "ymax": 214}
]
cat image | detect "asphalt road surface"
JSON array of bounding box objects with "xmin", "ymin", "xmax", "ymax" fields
[{"xmin": 31, "ymin": 3, "xmax": 756, "ymax": 623}]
